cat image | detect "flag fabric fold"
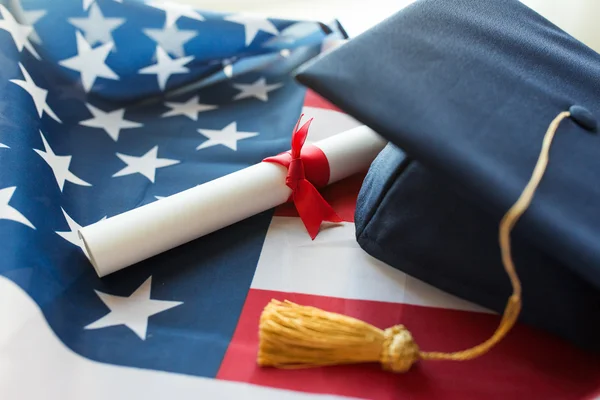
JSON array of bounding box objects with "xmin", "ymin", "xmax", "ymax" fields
[
  {"xmin": 0, "ymin": 0, "xmax": 346, "ymax": 380},
  {"xmin": 6, "ymin": 0, "xmax": 334, "ymax": 102},
  {"xmin": 1, "ymin": 1, "xmax": 599, "ymax": 399}
]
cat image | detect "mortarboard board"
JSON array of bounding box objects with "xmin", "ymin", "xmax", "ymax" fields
[
  {"xmin": 292, "ymin": 0, "xmax": 600, "ymax": 352},
  {"xmin": 255, "ymin": 0, "xmax": 600, "ymax": 373}
]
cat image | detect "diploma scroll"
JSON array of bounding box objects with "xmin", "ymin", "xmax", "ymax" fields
[{"xmin": 79, "ymin": 125, "xmax": 387, "ymax": 278}]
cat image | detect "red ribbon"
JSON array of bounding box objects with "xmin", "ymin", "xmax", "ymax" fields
[{"xmin": 263, "ymin": 114, "xmax": 342, "ymax": 239}]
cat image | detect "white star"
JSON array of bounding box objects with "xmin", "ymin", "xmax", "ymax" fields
[
  {"xmin": 138, "ymin": 46, "xmax": 193, "ymax": 91},
  {"xmin": 4, "ymin": 0, "xmax": 47, "ymax": 44},
  {"xmin": 85, "ymin": 276, "xmax": 183, "ymax": 340},
  {"xmin": 0, "ymin": 187, "xmax": 34, "ymax": 229},
  {"xmin": 22, "ymin": 9, "xmax": 46, "ymax": 45},
  {"xmin": 0, "ymin": 4, "xmax": 40, "ymax": 59},
  {"xmin": 69, "ymin": 3, "xmax": 125, "ymax": 47},
  {"xmin": 0, "ymin": 143, "xmax": 8, "ymax": 148},
  {"xmin": 147, "ymin": 1, "xmax": 204, "ymax": 27},
  {"xmin": 233, "ymin": 77, "xmax": 283, "ymax": 102},
  {"xmin": 113, "ymin": 145, "xmax": 180, "ymax": 183},
  {"xmin": 58, "ymin": 31, "xmax": 119, "ymax": 92},
  {"xmin": 34, "ymin": 131, "xmax": 92, "ymax": 192},
  {"xmin": 197, "ymin": 121, "xmax": 258, "ymax": 151},
  {"xmin": 143, "ymin": 23, "xmax": 197, "ymax": 58},
  {"xmin": 162, "ymin": 95, "xmax": 216, "ymax": 121},
  {"xmin": 10, "ymin": 63, "xmax": 61, "ymax": 123},
  {"xmin": 56, "ymin": 208, "xmax": 106, "ymax": 258},
  {"xmin": 79, "ymin": 103, "xmax": 143, "ymax": 142},
  {"xmin": 224, "ymin": 13, "xmax": 278, "ymax": 46}
]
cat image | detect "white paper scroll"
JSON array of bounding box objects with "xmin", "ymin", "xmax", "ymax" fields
[{"xmin": 79, "ymin": 125, "xmax": 387, "ymax": 277}]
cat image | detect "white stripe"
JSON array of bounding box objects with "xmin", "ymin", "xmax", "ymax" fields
[
  {"xmin": 251, "ymin": 217, "xmax": 491, "ymax": 313},
  {"xmin": 0, "ymin": 276, "xmax": 357, "ymax": 400}
]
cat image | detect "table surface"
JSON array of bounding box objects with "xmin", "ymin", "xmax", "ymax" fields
[
  {"xmin": 178, "ymin": 0, "xmax": 600, "ymax": 52},
  {"xmin": 176, "ymin": 0, "xmax": 411, "ymax": 37}
]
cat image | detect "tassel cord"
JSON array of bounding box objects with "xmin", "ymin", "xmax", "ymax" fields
[{"xmin": 419, "ymin": 111, "xmax": 571, "ymax": 361}]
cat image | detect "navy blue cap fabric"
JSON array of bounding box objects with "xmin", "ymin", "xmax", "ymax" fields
[{"xmin": 294, "ymin": 0, "xmax": 600, "ymax": 351}]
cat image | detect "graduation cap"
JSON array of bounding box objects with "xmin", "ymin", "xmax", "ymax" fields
[{"xmin": 256, "ymin": 0, "xmax": 600, "ymax": 373}]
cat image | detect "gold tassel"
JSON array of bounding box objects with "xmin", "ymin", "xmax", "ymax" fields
[
  {"xmin": 256, "ymin": 111, "xmax": 571, "ymax": 372},
  {"xmin": 257, "ymin": 299, "xmax": 420, "ymax": 372}
]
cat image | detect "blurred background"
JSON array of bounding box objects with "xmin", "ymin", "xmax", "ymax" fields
[{"xmin": 177, "ymin": 0, "xmax": 600, "ymax": 53}]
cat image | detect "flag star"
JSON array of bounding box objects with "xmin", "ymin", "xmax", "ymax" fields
[
  {"xmin": 0, "ymin": 143, "xmax": 8, "ymax": 148},
  {"xmin": 10, "ymin": 63, "xmax": 61, "ymax": 123},
  {"xmin": 4, "ymin": 0, "xmax": 46, "ymax": 44},
  {"xmin": 0, "ymin": 187, "xmax": 35, "ymax": 229},
  {"xmin": 224, "ymin": 13, "xmax": 279, "ymax": 46},
  {"xmin": 56, "ymin": 208, "xmax": 106, "ymax": 258},
  {"xmin": 34, "ymin": 131, "xmax": 92, "ymax": 192},
  {"xmin": 68, "ymin": 3, "xmax": 125, "ymax": 47},
  {"xmin": 162, "ymin": 95, "xmax": 217, "ymax": 121},
  {"xmin": 233, "ymin": 77, "xmax": 283, "ymax": 102},
  {"xmin": 197, "ymin": 121, "xmax": 258, "ymax": 151},
  {"xmin": 113, "ymin": 145, "xmax": 180, "ymax": 183},
  {"xmin": 143, "ymin": 23, "xmax": 197, "ymax": 58},
  {"xmin": 58, "ymin": 31, "xmax": 119, "ymax": 92},
  {"xmin": 85, "ymin": 276, "xmax": 183, "ymax": 340},
  {"xmin": 147, "ymin": 1, "xmax": 204, "ymax": 27},
  {"xmin": 22, "ymin": 9, "xmax": 46, "ymax": 45},
  {"xmin": 79, "ymin": 103, "xmax": 143, "ymax": 141},
  {"xmin": 0, "ymin": 4, "xmax": 40, "ymax": 59},
  {"xmin": 138, "ymin": 46, "xmax": 193, "ymax": 91}
]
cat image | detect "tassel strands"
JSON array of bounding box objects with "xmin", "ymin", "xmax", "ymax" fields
[
  {"xmin": 256, "ymin": 111, "xmax": 576, "ymax": 373},
  {"xmin": 257, "ymin": 299, "xmax": 419, "ymax": 373}
]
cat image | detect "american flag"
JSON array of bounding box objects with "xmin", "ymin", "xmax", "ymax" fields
[{"xmin": 1, "ymin": 0, "xmax": 599, "ymax": 399}]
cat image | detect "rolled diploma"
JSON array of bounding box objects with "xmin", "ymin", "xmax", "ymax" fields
[{"xmin": 79, "ymin": 125, "xmax": 387, "ymax": 278}]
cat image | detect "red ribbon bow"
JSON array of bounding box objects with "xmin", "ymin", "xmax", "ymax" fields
[{"xmin": 263, "ymin": 115, "xmax": 342, "ymax": 239}]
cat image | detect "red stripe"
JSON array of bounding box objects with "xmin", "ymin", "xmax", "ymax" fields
[
  {"xmin": 274, "ymin": 172, "xmax": 365, "ymax": 222},
  {"xmin": 303, "ymin": 89, "xmax": 344, "ymax": 112},
  {"xmin": 217, "ymin": 289, "xmax": 600, "ymax": 400}
]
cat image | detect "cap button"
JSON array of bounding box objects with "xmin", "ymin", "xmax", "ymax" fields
[{"xmin": 569, "ymin": 105, "xmax": 597, "ymax": 132}]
